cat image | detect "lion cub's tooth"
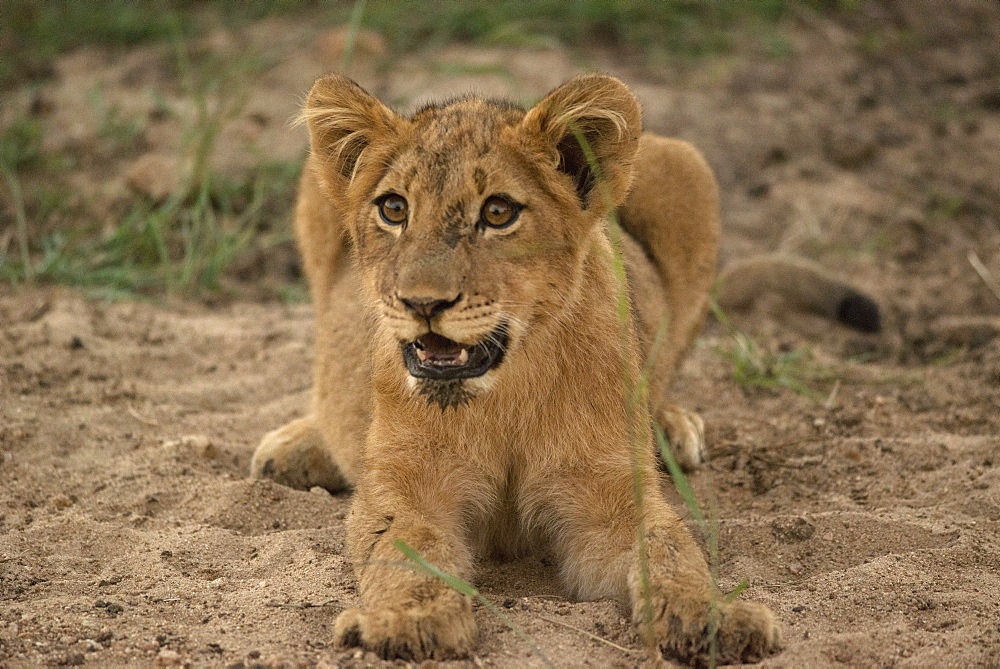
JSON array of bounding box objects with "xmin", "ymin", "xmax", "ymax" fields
[
  {"xmin": 416, "ymin": 348, "xmax": 428, "ymax": 362},
  {"xmin": 458, "ymin": 348, "xmax": 469, "ymax": 365}
]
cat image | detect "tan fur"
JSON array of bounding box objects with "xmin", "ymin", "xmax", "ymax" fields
[{"xmin": 251, "ymin": 74, "xmax": 780, "ymax": 664}]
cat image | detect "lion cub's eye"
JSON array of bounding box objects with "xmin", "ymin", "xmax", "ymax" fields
[
  {"xmin": 376, "ymin": 193, "xmax": 408, "ymax": 226},
  {"xmin": 479, "ymin": 195, "xmax": 521, "ymax": 230}
]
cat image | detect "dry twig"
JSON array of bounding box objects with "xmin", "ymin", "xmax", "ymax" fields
[
  {"xmin": 968, "ymin": 251, "xmax": 1000, "ymax": 304},
  {"xmin": 536, "ymin": 614, "xmax": 638, "ymax": 654},
  {"xmin": 127, "ymin": 404, "xmax": 160, "ymax": 426},
  {"xmin": 265, "ymin": 600, "xmax": 341, "ymax": 609}
]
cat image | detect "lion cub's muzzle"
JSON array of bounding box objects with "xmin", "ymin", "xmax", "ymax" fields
[{"xmin": 401, "ymin": 326, "xmax": 508, "ymax": 380}]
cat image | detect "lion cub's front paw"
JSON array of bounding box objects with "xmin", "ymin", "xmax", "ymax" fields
[
  {"xmin": 642, "ymin": 594, "xmax": 781, "ymax": 666},
  {"xmin": 334, "ymin": 600, "xmax": 477, "ymax": 661},
  {"xmin": 656, "ymin": 405, "xmax": 707, "ymax": 471}
]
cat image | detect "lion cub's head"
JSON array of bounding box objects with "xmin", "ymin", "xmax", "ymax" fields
[{"xmin": 302, "ymin": 74, "xmax": 641, "ymax": 408}]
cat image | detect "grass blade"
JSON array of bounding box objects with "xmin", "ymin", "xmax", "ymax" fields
[
  {"xmin": 654, "ymin": 425, "xmax": 708, "ymax": 535},
  {"xmin": 724, "ymin": 579, "xmax": 750, "ymax": 603},
  {"xmin": 341, "ymin": 0, "xmax": 368, "ymax": 71},
  {"xmin": 2, "ymin": 168, "xmax": 33, "ymax": 283}
]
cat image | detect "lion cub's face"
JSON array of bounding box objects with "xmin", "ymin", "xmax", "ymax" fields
[
  {"xmin": 355, "ymin": 100, "xmax": 584, "ymax": 407},
  {"xmin": 303, "ymin": 75, "xmax": 641, "ymax": 407}
]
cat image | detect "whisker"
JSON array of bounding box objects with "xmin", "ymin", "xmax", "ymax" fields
[{"xmin": 483, "ymin": 330, "xmax": 508, "ymax": 352}]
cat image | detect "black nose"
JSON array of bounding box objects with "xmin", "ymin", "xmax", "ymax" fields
[{"xmin": 399, "ymin": 294, "xmax": 461, "ymax": 320}]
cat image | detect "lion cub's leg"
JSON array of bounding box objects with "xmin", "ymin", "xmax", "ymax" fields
[
  {"xmin": 531, "ymin": 463, "xmax": 780, "ymax": 665},
  {"xmin": 620, "ymin": 136, "xmax": 721, "ymax": 472},
  {"xmin": 333, "ymin": 447, "xmax": 478, "ymax": 661},
  {"xmin": 250, "ymin": 416, "xmax": 351, "ymax": 492}
]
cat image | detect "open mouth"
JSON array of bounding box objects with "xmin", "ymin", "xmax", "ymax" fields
[{"xmin": 402, "ymin": 324, "xmax": 508, "ymax": 380}]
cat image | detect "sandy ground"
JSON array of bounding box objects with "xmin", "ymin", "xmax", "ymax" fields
[{"xmin": 2, "ymin": 1, "xmax": 1000, "ymax": 666}]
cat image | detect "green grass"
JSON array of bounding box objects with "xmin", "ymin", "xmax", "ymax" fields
[
  {"xmin": 0, "ymin": 0, "xmax": 308, "ymax": 87},
  {"xmin": 711, "ymin": 300, "xmax": 823, "ymax": 397},
  {"xmin": 89, "ymin": 89, "xmax": 147, "ymax": 152},
  {"xmin": 0, "ymin": 0, "xmax": 846, "ymax": 88},
  {"xmin": 721, "ymin": 331, "xmax": 818, "ymax": 396},
  {"xmin": 354, "ymin": 0, "xmax": 795, "ymax": 57},
  {"xmin": 1, "ymin": 158, "xmax": 301, "ymax": 295},
  {"xmin": 0, "ymin": 1, "xmax": 310, "ymax": 298},
  {"xmin": 1, "ymin": 0, "xmax": 860, "ymax": 300},
  {"xmin": 0, "ymin": 117, "xmax": 45, "ymax": 172},
  {"xmin": 1, "ymin": 1, "xmax": 179, "ymax": 90},
  {"xmin": 0, "ymin": 33, "xmax": 300, "ymax": 297},
  {"xmin": 4, "ymin": 0, "xmax": 857, "ymax": 61}
]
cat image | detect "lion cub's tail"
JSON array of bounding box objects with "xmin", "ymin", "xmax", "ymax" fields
[{"xmin": 716, "ymin": 254, "xmax": 882, "ymax": 333}]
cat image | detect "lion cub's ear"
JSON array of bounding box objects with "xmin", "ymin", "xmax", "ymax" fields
[
  {"xmin": 521, "ymin": 75, "xmax": 641, "ymax": 211},
  {"xmin": 300, "ymin": 75, "xmax": 404, "ymax": 188}
]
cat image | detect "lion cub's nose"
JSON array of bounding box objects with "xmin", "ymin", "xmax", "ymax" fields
[{"xmin": 399, "ymin": 294, "xmax": 462, "ymax": 320}]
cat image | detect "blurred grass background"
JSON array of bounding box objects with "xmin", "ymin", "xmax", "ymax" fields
[{"xmin": 0, "ymin": 0, "xmax": 851, "ymax": 301}]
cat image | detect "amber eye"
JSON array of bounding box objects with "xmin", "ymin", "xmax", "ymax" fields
[
  {"xmin": 480, "ymin": 195, "xmax": 520, "ymax": 230},
  {"xmin": 377, "ymin": 193, "xmax": 408, "ymax": 226}
]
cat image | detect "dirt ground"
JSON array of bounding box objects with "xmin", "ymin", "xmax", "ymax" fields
[{"xmin": 2, "ymin": 1, "xmax": 1000, "ymax": 666}]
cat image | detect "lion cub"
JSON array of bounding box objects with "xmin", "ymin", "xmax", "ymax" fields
[{"xmin": 252, "ymin": 73, "xmax": 780, "ymax": 664}]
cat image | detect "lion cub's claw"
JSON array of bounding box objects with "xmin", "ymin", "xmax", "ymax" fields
[
  {"xmin": 334, "ymin": 603, "xmax": 477, "ymax": 661},
  {"xmin": 657, "ymin": 406, "xmax": 707, "ymax": 471},
  {"xmin": 643, "ymin": 596, "xmax": 781, "ymax": 666}
]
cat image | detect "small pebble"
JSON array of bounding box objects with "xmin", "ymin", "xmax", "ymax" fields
[
  {"xmin": 155, "ymin": 648, "xmax": 182, "ymax": 666},
  {"xmin": 162, "ymin": 435, "xmax": 216, "ymax": 459}
]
